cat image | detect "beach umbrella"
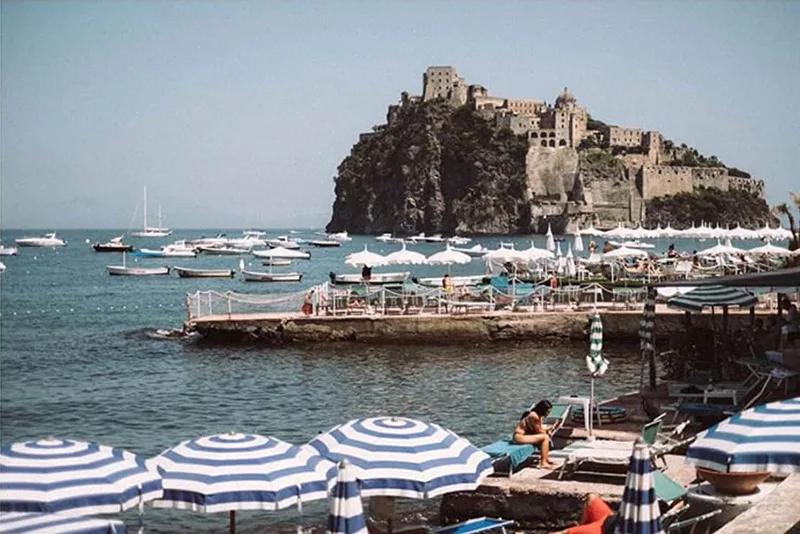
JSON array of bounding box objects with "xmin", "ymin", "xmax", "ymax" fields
[
  {"xmin": 308, "ymin": 416, "xmax": 492, "ymax": 499},
  {"xmin": 546, "ymin": 223, "xmax": 555, "ymax": 252},
  {"xmin": 639, "ymin": 287, "xmax": 657, "ymax": 391},
  {"xmin": 252, "ymin": 246, "xmax": 310, "ymax": 259},
  {"xmin": 384, "ymin": 244, "xmax": 427, "ymax": 266},
  {"xmin": 696, "ymin": 240, "xmax": 744, "ymax": 257},
  {"xmin": 566, "ymin": 245, "xmax": 577, "ymax": 278},
  {"xmin": 586, "ymin": 313, "xmax": 608, "ymax": 436},
  {"xmin": 574, "ymin": 231, "xmax": 584, "ymax": 253},
  {"xmin": 426, "ymin": 245, "xmax": 471, "ymax": 269},
  {"xmin": 602, "ymin": 246, "xmax": 648, "ymax": 260},
  {"xmin": 152, "ymin": 432, "xmax": 336, "ymax": 534},
  {"xmin": 326, "ymin": 460, "xmax": 367, "ymax": 534},
  {"xmin": 686, "ymin": 397, "xmax": 800, "ymax": 474},
  {"xmin": 747, "ymin": 241, "xmax": 792, "ymax": 257},
  {"xmin": 615, "ymin": 440, "xmax": 665, "ymax": 534},
  {"xmin": 0, "ymin": 512, "xmax": 127, "ymax": 534},
  {"xmin": 0, "ymin": 438, "xmax": 162, "ymax": 517},
  {"xmin": 667, "ymin": 285, "xmax": 757, "ymax": 313},
  {"xmin": 345, "ymin": 246, "xmax": 387, "ymax": 268},
  {"xmin": 521, "ymin": 242, "xmax": 553, "ymax": 263}
]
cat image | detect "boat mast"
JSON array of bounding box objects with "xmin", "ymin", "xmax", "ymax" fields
[
  {"xmin": 143, "ymin": 186, "xmax": 148, "ymax": 231},
  {"xmin": 158, "ymin": 204, "xmax": 163, "ymax": 230}
]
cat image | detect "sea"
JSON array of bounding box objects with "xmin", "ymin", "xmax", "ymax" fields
[{"xmin": 0, "ymin": 229, "xmax": 777, "ymax": 533}]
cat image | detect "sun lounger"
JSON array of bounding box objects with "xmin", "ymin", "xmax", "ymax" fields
[
  {"xmin": 481, "ymin": 439, "xmax": 538, "ymax": 477},
  {"xmin": 434, "ymin": 517, "xmax": 513, "ymax": 534}
]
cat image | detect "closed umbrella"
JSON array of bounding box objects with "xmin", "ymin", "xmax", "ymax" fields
[
  {"xmin": 384, "ymin": 244, "xmax": 427, "ymax": 266},
  {"xmin": 574, "ymin": 231, "xmax": 584, "ymax": 253},
  {"xmin": 345, "ymin": 246, "xmax": 387, "ymax": 268},
  {"xmin": 0, "ymin": 512, "xmax": 127, "ymax": 534},
  {"xmin": 0, "ymin": 438, "xmax": 162, "ymax": 518},
  {"xmin": 614, "ymin": 440, "xmax": 665, "ymax": 534},
  {"xmin": 586, "ymin": 313, "xmax": 608, "ymax": 435},
  {"xmin": 153, "ymin": 432, "xmax": 336, "ymax": 534},
  {"xmin": 327, "ymin": 460, "xmax": 367, "ymax": 534},
  {"xmin": 546, "ymin": 223, "xmax": 555, "ymax": 252},
  {"xmin": 639, "ymin": 287, "xmax": 657, "ymax": 391},
  {"xmin": 566, "ymin": 245, "xmax": 577, "ymax": 278},
  {"xmin": 686, "ymin": 397, "xmax": 800, "ymax": 474},
  {"xmin": 308, "ymin": 416, "xmax": 492, "ymax": 499}
]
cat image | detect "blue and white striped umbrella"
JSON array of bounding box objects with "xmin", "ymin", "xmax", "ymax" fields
[
  {"xmin": 586, "ymin": 313, "xmax": 608, "ymax": 376},
  {"xmin": 0, "ymin": 438, "xmax": 162, "ymax": 516},
  {"xmin": 308, "ymin": 417, "xmax": 493, "ymax": 499},
  {"xmin": 152, "ymin": 432, "xmax": 336, "ymax": 513},
  {"xmin": 615, "ymin": 440, "xmax": 664, "ymax": 534},
  {"xmin": 327, "ymin": 461, "xmax": 367, "ymax": 534},
  {"xmin": 686, "ymin": 397, "xmax": 800, "ymax": 474},
  {"xmin": 0, "ymin": 512, "xmax": 127, "ymax": 534}
]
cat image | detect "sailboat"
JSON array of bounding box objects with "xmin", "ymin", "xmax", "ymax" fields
[{"xmin": 130, "ymin": 186, "xmax": 172, "ymax": 237}]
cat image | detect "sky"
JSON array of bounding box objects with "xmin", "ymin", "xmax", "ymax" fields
[{"xmin": 1, "ymin": 0, "xmax": 799, "ymax": 230}]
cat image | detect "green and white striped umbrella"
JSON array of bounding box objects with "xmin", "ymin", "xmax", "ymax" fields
[
  {"xmin": 639, "ymin": 287, "xmax": 656, "ymax": 352},
  {"xmin": 668, "ymin": 285, "xmax": 757, "ymax": 313},
  {"xmin": 586, "ymin": 313, "xmax": 608, "ymax": 376}
]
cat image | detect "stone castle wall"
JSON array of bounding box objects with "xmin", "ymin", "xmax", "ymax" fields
[
  {"xmin": 639, "ymin": 165, "xmax": 693, "ymax": 199},
  {"xmin": 693, "ymin": 167, "xmax": 729, "ymax": 192}
]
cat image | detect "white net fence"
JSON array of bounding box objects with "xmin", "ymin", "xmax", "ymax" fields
[{"xmin": 186, "ymin": 288, "xmax": 310, "ymax": 320}]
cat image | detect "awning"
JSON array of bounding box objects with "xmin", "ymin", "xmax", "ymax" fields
[{"xmin": 654, "ymin": 266, "xmax": 800, "ymax": 291}]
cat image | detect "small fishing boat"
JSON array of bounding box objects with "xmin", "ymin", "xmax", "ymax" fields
[
  {"xmin": 0, "ymin": 244, "xmax": 18, "ymax": 256},
  {"xmin": 136, "ymin": 246, "xmax": 197, "ymax": 258},
  {"xmin": 198, "ymin": 246, "xmax": 251, "ymax": 256},
  {"xmin": 329, "ymin": 271, "xmax": 410, "ymax": 285},
  {"xmin": 93, "ymin": 236, "xmax": 134, "ymax": 252},
  {"xmin": 308, "ymin": 240, "xmax": 341, "ymax": 247},
  {"xmin": 172, "ymin": 266, "xmax": 235, "ymax": 278},
  {"xmin": 15, "ymin": 233, "xmax": 66, "ymax": 247},
  {"xmin": 239, "ymin": 259, "xmax": 302, "ymax": 282},
  {"xmin": 416, "ymin": 274, "xmax": 487, "ymax": 288},
  {"xmin": 261, "ymin": 258, "xmax": 292, "ymax": 267},
  {"xmin": 107, "ymin": 253, "xmax": 169, "ymax": 276}
]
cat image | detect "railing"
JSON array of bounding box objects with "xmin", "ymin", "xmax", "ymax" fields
[{"xmin": 186, "ymin": 282, "xmax": 649, "ymax": 321}]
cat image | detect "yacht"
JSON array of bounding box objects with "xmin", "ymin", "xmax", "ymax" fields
[
  {"xmin": 93, "ymin": 236, "xmax": 134, "ymax": 253},
  {"xmin": 129, "ymin": 187, "xmax": 172, "ymax": 237},
  {"xmin": 265, "ymin": 235, "xmax": 300, "ymax": 249},
  {"xmin": 15, "ymin": 233, "xmax": 66, "ymax": 247}
]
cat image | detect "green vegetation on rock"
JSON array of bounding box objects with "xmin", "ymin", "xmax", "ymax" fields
[{"xmin": 645, "ymin": 188, "xmax": 775, "ymax": 229}]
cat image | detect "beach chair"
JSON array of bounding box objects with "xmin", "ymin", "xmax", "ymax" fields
[
  {"xmin": 434, "ymin": 517, "xmax": 513, "ymax": 534},
  {"xmin": 664, "ymin": 509, "xmax": 722, "ymax": 534}
]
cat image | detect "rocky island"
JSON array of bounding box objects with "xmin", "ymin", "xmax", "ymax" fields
[{"xmin": 327, "ymin": 66, "xmax": 772, "ymax": 235}]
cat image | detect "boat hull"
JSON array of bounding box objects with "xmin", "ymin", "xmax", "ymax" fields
[
  {"xmin": 242, "ymin": 270, "xmax": 303, "ymax": 282},
  {"xmin": 107, "ymin": 265, "xmax": 170, "ymax": 276},
  {"xmin": 416, "ymin": 275, "xmax": 487, "ymax": 287},
  {"xmin": 173, "ymin": 267, "xmax": 235, "ymax": 278},
  {"xmin": 331, "ymin": 271, "xmax": 410, "ymax": 285},
  {"xmin": 198, "ymin": 247, "xmax": 250, "ymax": 256},
  {"xmin": 0, "ymin": 247, "xmax": 18, "ymax": 256},
  {"xmin": 262, "ymin": 259, "xmax": 292, "ymax": 266},
  {"xmin": 15, "ymin": 238, "xmax": 66, "ymax": 247},
  {"xmin": 309, "ymin": 240, "xmax": 341, "ymax": 247},
  {"xmin": 93, "ymin": 243, "xmax": 135, "ymax": 253}
]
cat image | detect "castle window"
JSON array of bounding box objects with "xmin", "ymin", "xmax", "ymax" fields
[
  {"xmin": 559, "ymin": 140, "xmax": 567, "ymax": 147},
  {"xmin": 541, "ymin": 140, "xmax": 547, "ymax": 147},
  {"xmin": 549, "ymin": 140, "xmax": 556, "ymax": 147},
  {"xmin": 531, "ymin": 132, "xmax": 538, "ymax": 138}
]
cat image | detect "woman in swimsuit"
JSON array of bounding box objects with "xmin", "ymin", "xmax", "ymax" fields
[{"xmin": 513, "ymin": 399, "xmax": 556, "ymax": 469}]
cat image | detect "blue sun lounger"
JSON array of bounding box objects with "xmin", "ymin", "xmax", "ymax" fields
[{"xmin": 434, "ymin": 517, "xmax": 513, "ymax": 534}]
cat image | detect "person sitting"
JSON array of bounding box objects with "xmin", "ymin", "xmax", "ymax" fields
[
  {"xmin": 667, "ymin": 244, "xmax": 678, "ymax": 259},
  {"xmin": 513, "ymin": 399, "xmax": 557, "ymax": 469},
  {"xmin": 549, "ymin": 493, "xmax": 617, "ymax": 534},
  {"xmin": 442, "ymin": 273, "xmax": 455, "ymax": 295}
]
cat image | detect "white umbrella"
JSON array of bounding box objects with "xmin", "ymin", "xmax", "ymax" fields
[
  {"xmin": 728, "ymin": 224, "xmax": 759, "ymax": 241},
  {"xmin": 481, "ymin": 245, "xmax": 527, "ymax": 263},
  {"xmin": 580, "ymin": 224, "xmax": 605, "ymax": 237},
  {"xmin": 747, "ymin": 241, "xmax": 792, "ymax": 257},
  {"xmin": 697, "ymin": 240, "xmax": 745, "ymax": 257},
  {"xmin": 345, "ymin": 246, "xmax": 387, "ymax": 268},
  {"xmin": 602, "ymin": 246, "xmax": 648, "ymax": 260},
  {"xmin": 546, "ymin": 223, "xmax": 555, "ymax": 252},
  {"xmin": 384, "ymin": 244, "xmax": 427, "ymax": 265},
  {"xmin": 566, "ymin": 245, "xmax": 577, "ymax": 278},
  {"xmin": 426, "ymin": 245, "xmax": 471, "ymax": 266},
  {"xmin": 604, "ymin": 224, "xmax": 632, "ymax": 239},
  {"xmin": 522, "ymin": 241, "xmax": 553, "ymax": 262}
]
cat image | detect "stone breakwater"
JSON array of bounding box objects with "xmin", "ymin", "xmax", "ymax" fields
[{"xmin": 185, "ymin": 310, "xmax": 761, "ymax": 345}]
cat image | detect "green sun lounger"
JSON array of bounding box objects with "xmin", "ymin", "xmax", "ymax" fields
[{"xmin": 434, "ymin": 517, "xmax": 513, "ymax": 534}]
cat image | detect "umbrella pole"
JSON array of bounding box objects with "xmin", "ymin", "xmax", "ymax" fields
[
  {"xmin": 589, "ymin": 376, "xmax": 595, "ymax": 437},
  {"xmin": 230, "ymin": 510, "xmax": 236, "ymax": 534}
]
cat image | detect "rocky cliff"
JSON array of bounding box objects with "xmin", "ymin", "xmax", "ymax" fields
[{"xmin": 326, "ymin": 100, "xmax": 771, "ymax": 234}]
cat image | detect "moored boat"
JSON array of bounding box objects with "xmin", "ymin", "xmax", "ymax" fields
[
  {"xmin": 15, "ymin": 233, "xmax": 66, "ymax": 247},
  {"xmin": 129, "ymin": 187, "xmax": 172, "ymax": 237},
  {"xmin": 0, "ymin": 244, "xmax": 18, "ymax": 256},
  {"xmin": 265, "ymin": 236, "xmax": 301, "ymax": 249},
  {"xmin": 452, "ymin": 244, "xmax": 490, "ymax": 257},
  {"xmin": 197, "ymin": 246, "xmax": 251, "ymax": 256},
  {"xmin": 261, "ymin": 258, "xmax": 292, "ymax": 266},
  {"xmin": 308, "ymin": 240, "xmax": 341, "ymax": 247},
  {"xmin": 416, "ymin": 274, "xmax": 487, "ymax": 287},
  {"xmin": 252, "ymin": 247, "xmax": 311, "ymax": 260},
  {"xmin": 107, "ymin": 265, "xmax": 171, "ymax": 276},
  {"xmin": 93, "ymin": 236, "xmax": 134, "ymax": 252},
  {"xmin": 241, "ymin": 270, "xmax": 303, "ymax": 282},
  {"xmin": 329, "ymin": 271, "xmax": 410, "ymax": 285},
  {"xmin": 172, "ymin": 266, "xmax": 235, "ymax": 278}
]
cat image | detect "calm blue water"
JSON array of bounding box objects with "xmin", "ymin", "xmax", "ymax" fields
[{"xmin": 0, "ymin": 229, "xmax": 777, "ymax": 533}]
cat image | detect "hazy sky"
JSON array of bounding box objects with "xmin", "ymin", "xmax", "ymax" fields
[{"xmin": 2, "ymin": 1, "xmax": 798, "ymax": 230}]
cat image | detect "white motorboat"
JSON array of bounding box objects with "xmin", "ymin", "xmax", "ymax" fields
[
  {"xmin": 447, "ymin": 236, "xmax": 472, "ymax": 245},
  {"xmin": 309, "ymin": 240, "xmax": 341, "ymax": 247},
  {"xmin": 609, "ymin": 240, "xmax": 656, "ymax": 250},
  {"xmin": 172, "ymin": 266, "xmax": 235, "ymax": 278},
  {"xmin": 424, "ymin": 234, "xmax": 446, "ymax": 243},
  {"xmin": 129, "ymin": 187, "xmax": 172, "ymax": 237},
  {"xmin": 15, "ymin": 233, "xmax": 66, "ymax": 247},
  {"xmin": 0, "ymin": 244, "xmax": 19, "ymax": 256},
  {"xmin": 137, "ymin": 243, "xmax": 197, "ymax": 258},
  {"xmin": 188, "ymin": 234, "xmax": 228, "ymax": 247},
  {"xmin": 327, "ymin": 231, "xmax": 352, "ymax": 242},
  {"xmin": 262, "ymin": 258, "xmax": 292, "ymax": 266},
  {"xmin": 452, "ymin": 244, "xmax": 490, "ymax": 257},
  {"xmin": 107, "ymin": 253, "xmax": 169, "ymax": 276},
  {"xmin": 265, "ymin": 236, "xmax": 301, "ymax": 249},
  {"xmin": 376, "ymin": 233, "xmax": 393, "ymax": 242},
  {"xmin": 329, "ymin": 271, "xmax": 410, "ymax": 285},
  {"xmin": 416, "ymin": 274, "xmax": 487, "ymax": 287},
  {"xmin": 252, "ymin": 247, "xmax": 311, "ymax": 260}
]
